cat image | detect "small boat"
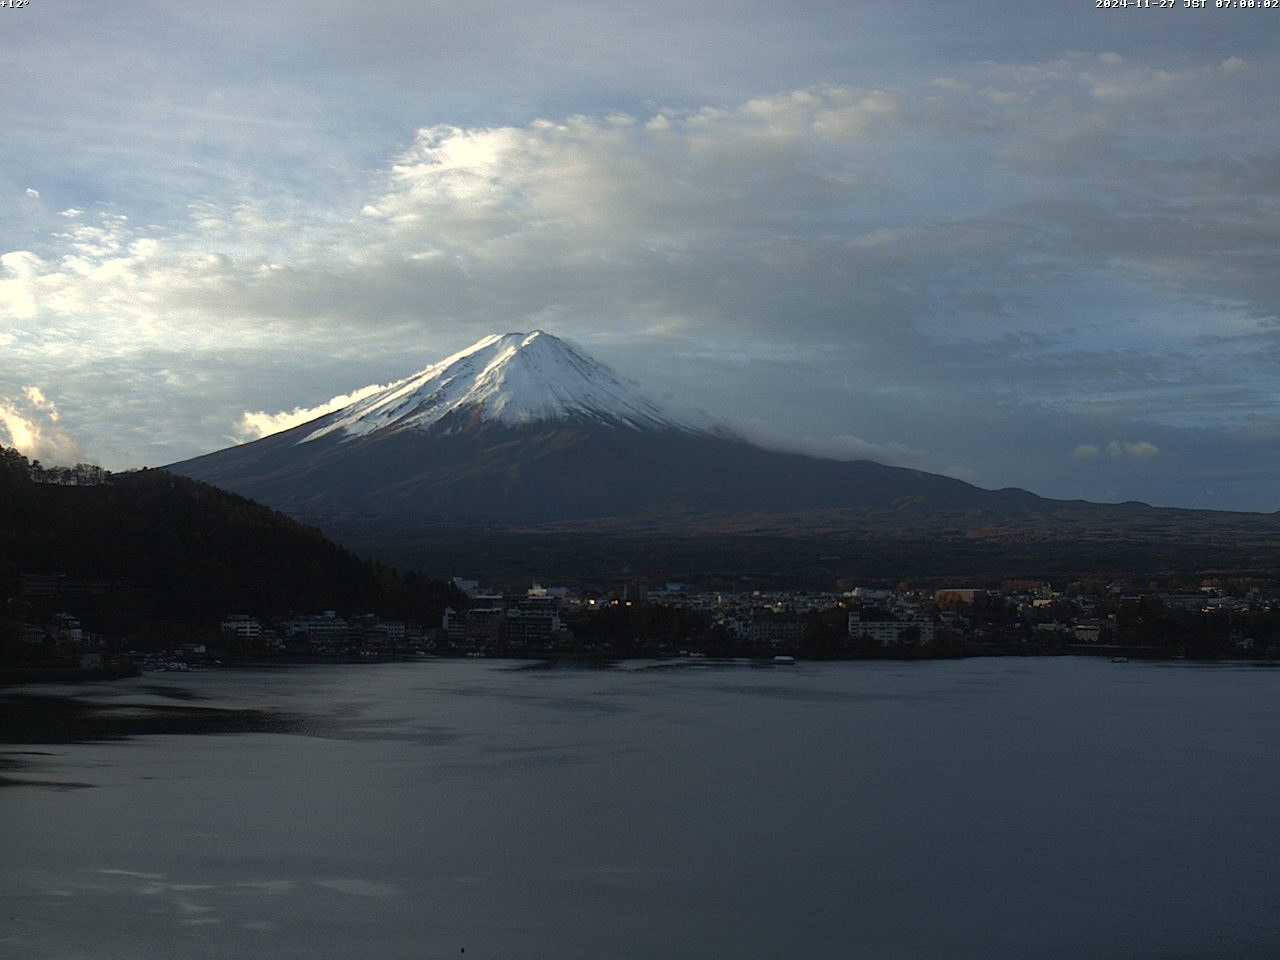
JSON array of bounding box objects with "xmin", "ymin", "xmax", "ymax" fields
[
  {"xmin": 773, "ymin": 655, "xmax": 796, "ymax": 665},
  {"xmin": 1111, "ymin": 656, "xmax": 1129, "ymax": 663}
]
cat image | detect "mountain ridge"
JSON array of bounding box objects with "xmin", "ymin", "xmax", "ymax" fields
[
  {"xmin": 167, "ymin": 331, "xmax": 1280, "ymax": 584},
  {"xmin": 299, "ymin": 330, "xmax": 721, "ymax": 442}
]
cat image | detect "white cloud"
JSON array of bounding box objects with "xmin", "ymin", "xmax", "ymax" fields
[
  {"xmin": 0, "ymin": 386, "xmax": 83, "ymax": 465},
  {"xmin": 234, "ymin": 382, "xmax": 394, "ymax": 442},
  {"xmin": 725, "ymin": 417, "xmax": 927, "ymax": 467},
  {"xmin": 359, "ymin": 85, "xmax": 907, "ymax": 253},
  {"xmin": 25, "ymin": 385, "xmax": 57, "ymax": 417},
  {"xmin": 0, "ymin": 250, "xmax": 45, "ymax": 320},
  {"xmin": 1107, "ymin": 440, "xmax": 1159, "ymax": 458},
  {"xmin": 1074, "ymin": 440, "xmax": 1158, "ymax": 460}
]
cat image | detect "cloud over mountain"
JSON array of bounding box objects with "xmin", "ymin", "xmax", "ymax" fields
[
  {"xmin": 0, "ymin": 386, "xmax": 83, "ymax": 465},
  {"xmin": 2, "ymin": 29, "xmax": 1277, "ymax": 508}
]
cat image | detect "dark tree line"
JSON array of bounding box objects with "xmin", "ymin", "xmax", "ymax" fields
[{"xmin": 1, "ymin": 447, "xmax": 460, "ymax": 651}]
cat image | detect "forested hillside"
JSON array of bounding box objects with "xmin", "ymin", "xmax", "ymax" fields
[{"xmin": 1, "ymin": 447, "xmax": 457, "ymax": 648}]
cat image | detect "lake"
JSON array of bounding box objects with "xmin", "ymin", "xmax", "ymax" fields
[{"xmin": 3, "ymin": 657, "xmax": 1279, "ymax": 959}]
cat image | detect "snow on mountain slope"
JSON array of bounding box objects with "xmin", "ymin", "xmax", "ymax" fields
[{"xmin": 302, "ymin": 331, "xmax": 721, "ymax": 442}]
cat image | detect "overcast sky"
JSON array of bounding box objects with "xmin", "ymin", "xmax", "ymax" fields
[{"xmin": 2, "ymin": 1, "xmax": 1278, "ymax": 510}]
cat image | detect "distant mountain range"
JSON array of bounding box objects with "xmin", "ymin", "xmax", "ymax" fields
[{"xmin": 169, "ymin": 331, "xmax": 1280, "ymax": 586}]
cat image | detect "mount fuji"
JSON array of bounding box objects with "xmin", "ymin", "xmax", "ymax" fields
[
  {"xmin": 168, "ymin": 331, "xmax": 1280, "ymax": 583},
  {"xmin": 298, "ymin": 330, "xmax": 721, "ymax": 440},
  {"xmin": 170, "ymin": 330, "xmax": 997, "ymax": 521}
]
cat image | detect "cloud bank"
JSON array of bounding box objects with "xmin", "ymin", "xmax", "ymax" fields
[{"xmin": 2, "ymin": 45, "xmax": 1277, "ymax": 508}]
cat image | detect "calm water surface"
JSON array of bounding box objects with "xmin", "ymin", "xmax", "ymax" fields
[{"xmin": 2, "ymin": 657, "xmax": 1279, "ymax": 959}]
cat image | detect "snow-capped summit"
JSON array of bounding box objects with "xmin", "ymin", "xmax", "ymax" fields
[
  {"xmin": 303, "ymin": 330, "xmax": 718, "ymax": 442},
  {"xmin": 169, "ymin": 328, "xmax": 1044, "ymax": 561}
]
